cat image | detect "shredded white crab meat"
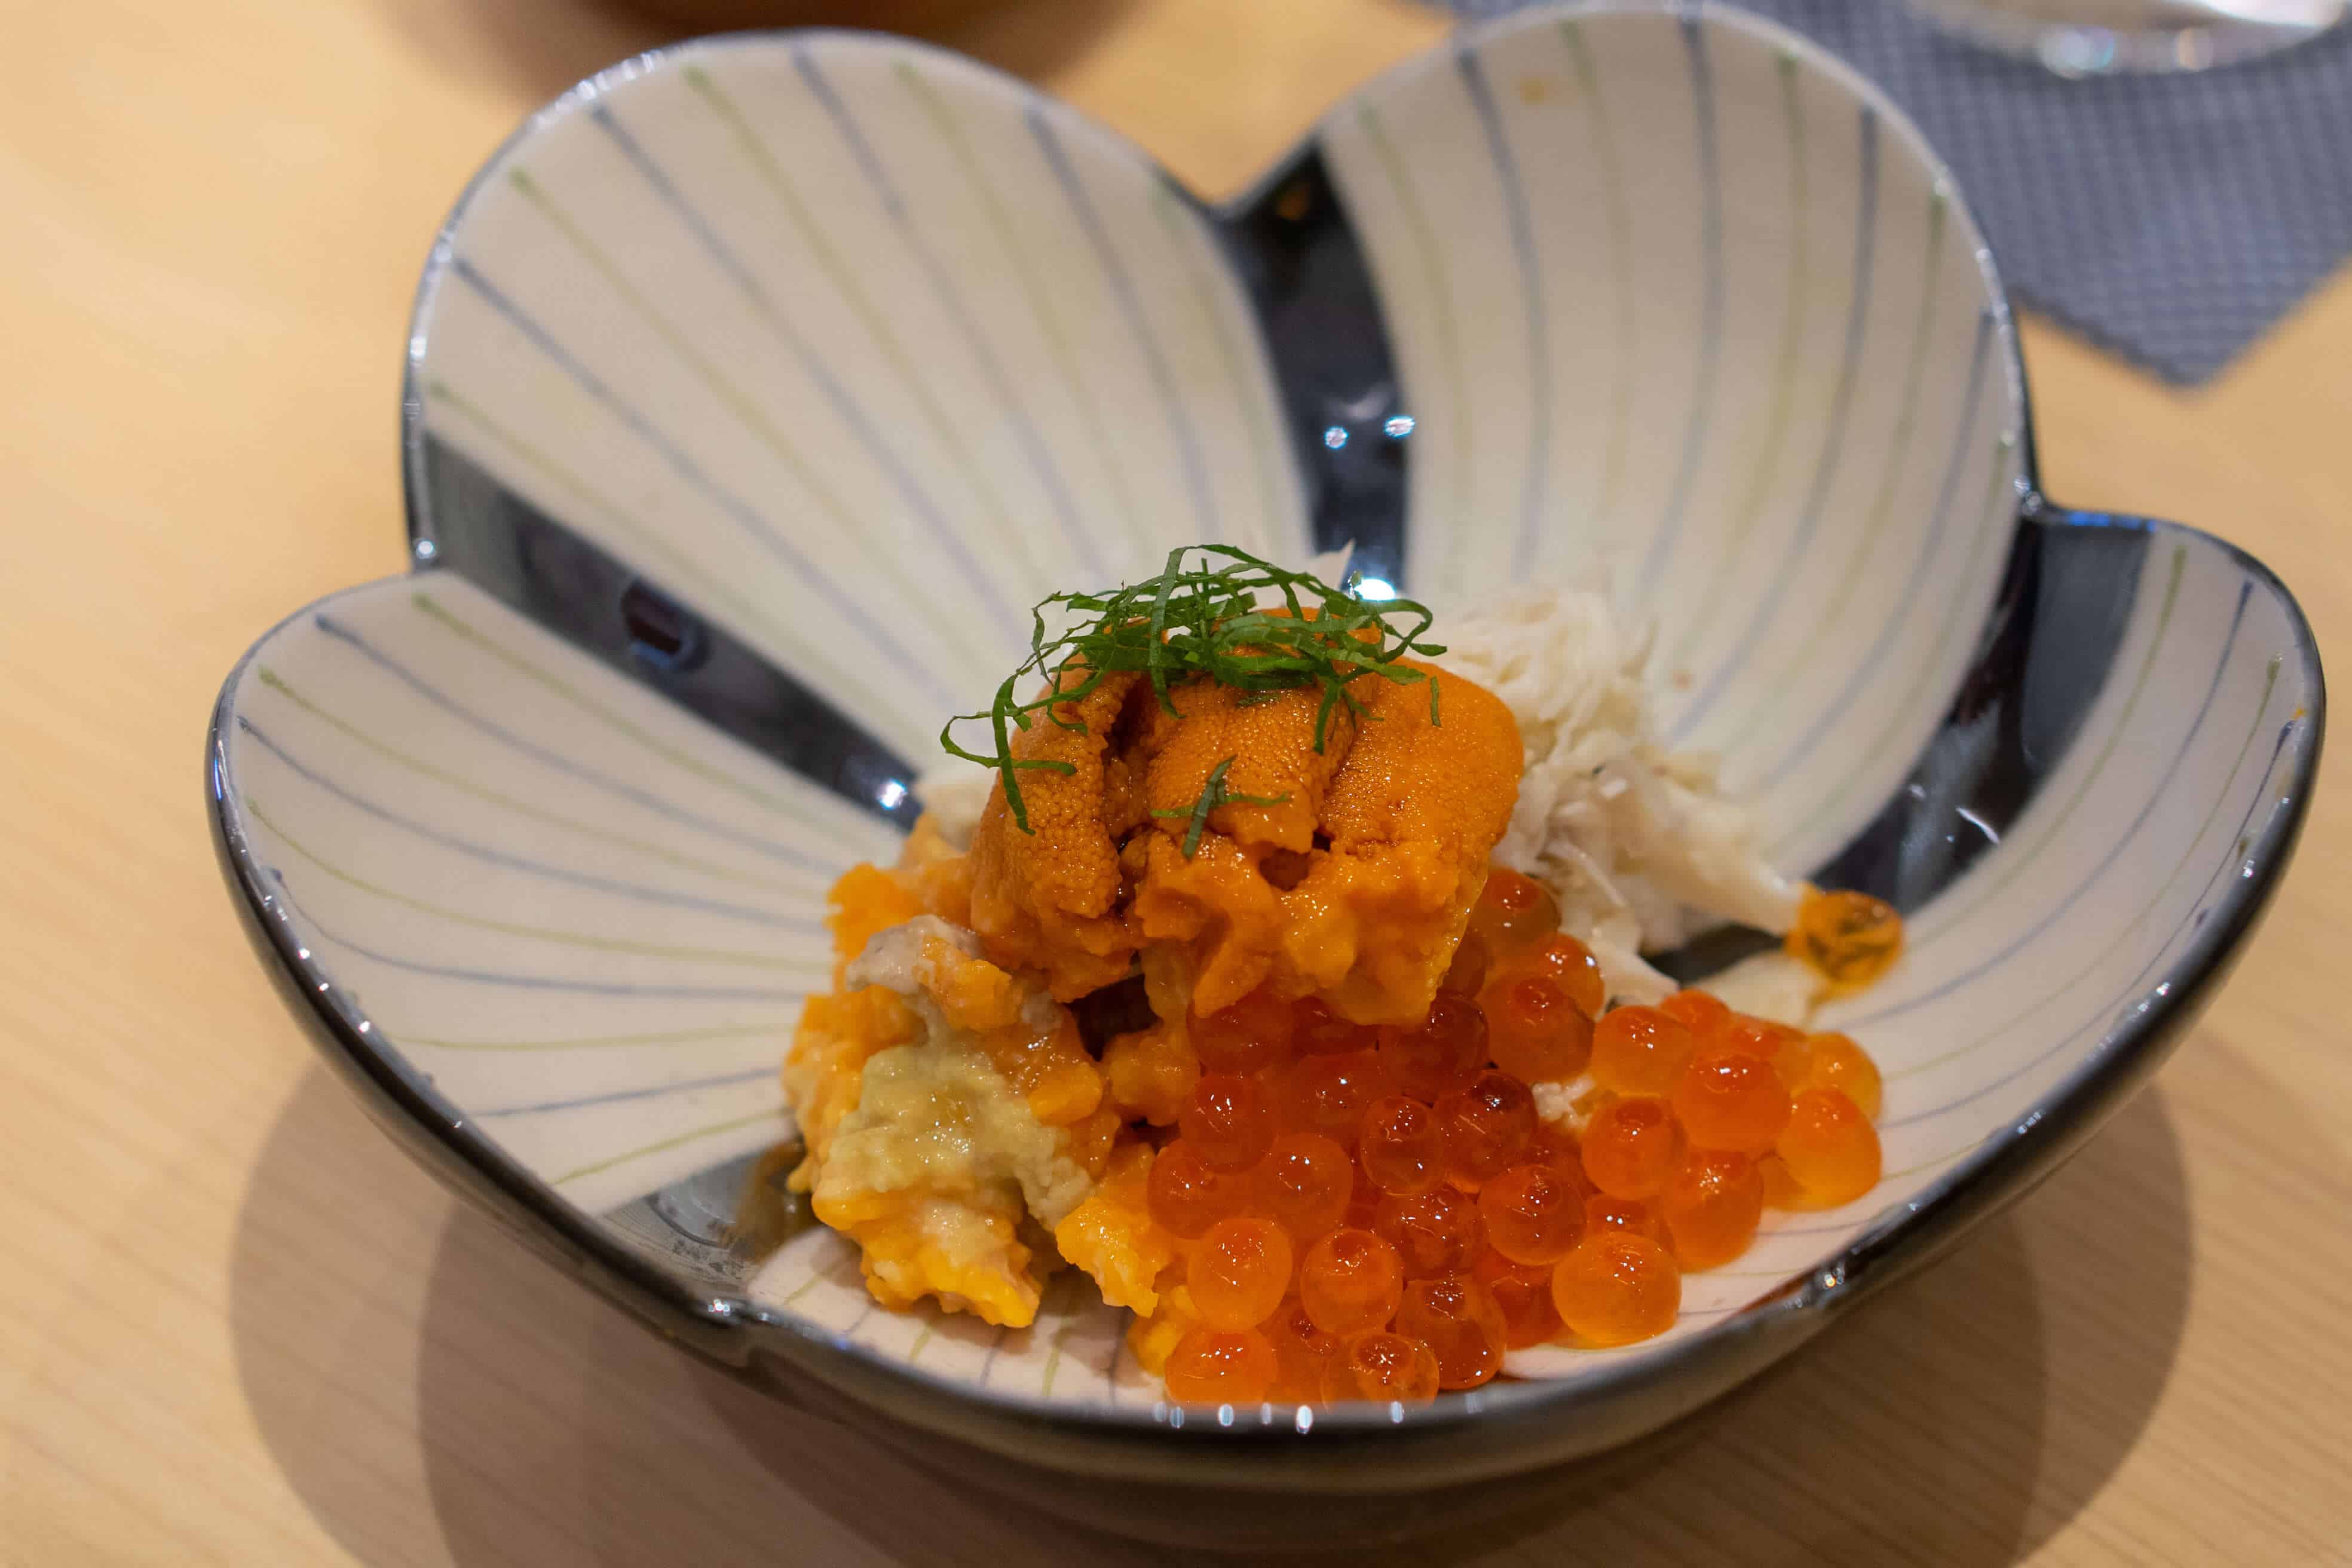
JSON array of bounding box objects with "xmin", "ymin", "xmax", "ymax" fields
[{"xmin": 1438, "ymin": 579, "xmax": 1804, "ymax": 1009}]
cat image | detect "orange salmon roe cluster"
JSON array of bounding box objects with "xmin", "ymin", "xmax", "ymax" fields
[{"xmin": 1148, "ymin": 868, "xmax": 1895, "ymax": 1407}]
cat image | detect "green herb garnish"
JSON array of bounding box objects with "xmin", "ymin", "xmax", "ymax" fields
[
  {"xmin": 1150, "ymin": 755, "xmax": 1294, "ymax": 858},
  {"xmin": 940, "ymin": 545, "xmax": 1443, "ymax": 833}
]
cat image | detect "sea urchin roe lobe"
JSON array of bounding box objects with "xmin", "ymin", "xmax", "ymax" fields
[
  {"xmin": 1052, "ymin": 1142, "xmax": 1175, "ymax": 1315},
  {"xmin": 943, "ymin": 544, "xmax": 1442, "ymax": 823},
  {"xmin": 947, "ymin": 554, "xmax": 1519, "ymax": 1019},
  {"xmin": 810, "ymin": 1041, "xmax": 1083, "ymax": 1328},
  {"xmin": 1164, "ymin": 1326, "xmax": 1278, "ymax": 1405},
  {"xmin": 1552, "ymin": 1232, "xmax": 1681, "ymax": 1346},
  {"xmin": 1126, "ymin": 1281, "xmax": 1204, "ymax": 1377},
  {"xmin": 1324, "ymin": 1331, "xmax": 1442, "ymax": 1404},
  {"xmin": 1788, "ymin": 887, "xmax": 1905, "ymax": 993},
  {"xmin": 1143, "ymin": 679, "xmax": 1354, "ymax": 852},
  {"xmin": 1101, "ymin": 1018, "xmax": 1199, "ymax": 1126},
  {"xmin": 1272, "ymin": 660, "xmax": 1525, "ymax": 1024},
  {"xmin": 1148, "ymin": 672, "xmax": 1521, "ymax": 1019},
  {"xmin": 793, "ymin": 918, "xmax": 1104, "ymax": 1330},
  {"xmin": 965, "ymin": 669, "xmax": 1145, "ymax": 1002},
  {"xmin": 1298, "ymin": 1226, "xmax": 1405, "ymax": 1337}
]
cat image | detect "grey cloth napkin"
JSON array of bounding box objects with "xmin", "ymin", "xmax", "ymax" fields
[{"xmin": 1447, "ymin": 0, "xmax": 2352, "ymax": 384}]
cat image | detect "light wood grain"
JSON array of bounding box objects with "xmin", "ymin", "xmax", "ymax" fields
[{"xmin": 2, "ymin": 1, "xmax": 2346, "ymax": 1562}]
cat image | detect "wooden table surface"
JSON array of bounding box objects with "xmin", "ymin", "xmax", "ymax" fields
[{"xmin": 5, "ymin": 0, "xmax": 2347, "ymax": 1561}]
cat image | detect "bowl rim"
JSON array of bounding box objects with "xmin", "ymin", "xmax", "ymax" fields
[{"xmin": 215, "ymin": 0, "xmax": 2326, "ymax": 1471}]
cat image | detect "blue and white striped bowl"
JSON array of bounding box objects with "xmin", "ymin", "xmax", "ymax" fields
[{"xmin": 207, "ymin": 1, "xmax": 2321, "ymax": 1529}]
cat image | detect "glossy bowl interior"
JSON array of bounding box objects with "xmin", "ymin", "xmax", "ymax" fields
[{"xmin": 208, "ymin": 0, "xmax": 2321, "ymax": 1523}]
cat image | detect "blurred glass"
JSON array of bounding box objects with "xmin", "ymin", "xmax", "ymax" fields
[{"xmin": 1903, "ymin": 0, "xmax": 2345, "ymax": 73}]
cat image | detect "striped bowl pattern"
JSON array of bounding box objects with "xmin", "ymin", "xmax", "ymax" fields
[{"xmin": 209, "ymin": 4, "xmax": 2321, "ymax": 1477}]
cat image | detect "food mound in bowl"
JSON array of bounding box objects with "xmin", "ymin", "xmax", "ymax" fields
[{"xmin": 779, "ymin": 547, "xmax": 1902, "ymax": 1405}]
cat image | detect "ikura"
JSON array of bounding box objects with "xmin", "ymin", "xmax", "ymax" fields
[
  {"xmin": 1279, "ymin": 1049, "xmax": 1391, "ymax": 1150},
  {"xmin": 1255, "ymin": 1132, "xmax": 1353, "ymax": 1239},
  {"xmin": 1298, "ymin": 1226, "xmax": 1405, "ymax": 1337},
  {"xmin": 1146, "ymin": 1141, "xmax": 1248, "ymax": 1239},
  {"xmin": 1474, "ymin": 1248, "xmax": 1564, "ymax": 1349},
  {"xmin": 1526, "ymin": 1119, "xmax": 1586, "ymax": 1180},
  {"xmin": 1180, "ymin": 1074, "xmax": 1273, "ymax": 1172},
  {"xmin": 1552, "ymin": 1232, "xmax": 1681, "ymax": 1347},
  {"xmin": 1659, "ymin": 988, "xmax": 1731, "ymax": 1043},
  {"xmin": 1478, "ymin": 1161, "xmax": 1585, "ymax": 1266},
  {"xmin": 1191, "ymin": 1217, "xmax": 1294, "ymax": 1331},
  {"xmin": 1359, "ymin": 1095, "xmax": 1445, "ymax": 1197},
  {"xmin": 1373, "ymin": 1186, "xmax": 1486, "ymax": 1278},
  {"xmin": 1584, "ymin": 1192, "xmax": 1671, "ymax": 1248},
  {"xmin": 1673, "ymin": 1046, "xmax": 1793, "ymax": 1156},
  {"xmin": 1720, "ymin": 1015, "xmax": 1807, "ymax": 1080},
  {"xmin": 1659, "ymin": 1150, "xmax": 1765, "ymax": 1270},
  {"xmin": 1164, "ymin": 1327, "xmax": 1277, "ymax": 1405},
  {"xmin": 1468, "ymin": 868, "xmax": 1560, "ymax": 956},
  {"xmin": 1787, "ymin": 887, "xmax": 1905, "ymax": 993},
  {"xmin": 1150, "ymin": 945, "xmax": 1891, "ymax": 1395},
  {"xmin": 1581, "ymin": 1097, "xmax": 1686, "ymax": 1200},
  {"xmin": 1777, "ymin": 1088, "xmax": 1882, "ymax": 1205},
  {"xmin": 1292, "ymin": 996, "xmax": 1378, "ymax": 1056},
  {"xmin": 1395, "ymin": 1273, "xmax": 1511, "ymax": 1389},
  {"xmin": 1799, "ymin": 1032, "xmax": 1883, "ymax": 1119},
  {"xmin": 1434, "ymin": 1071, "xmax": 1539, "ymax": 1189},
  {"xmin": 1322, "ymin": 1331, "xmax": 1441, "ymax": 1404},
  {"xmin": 1190, "ymin": 989, "xmax": 1293, "ymax": 1075},
  {"xmin": 1440, "ymin": 931, "xmax": 1492, "ymax": 997},
  {"xmin": 1377, "ymin": 992, "xmax": 1489, "ymax": 1102},
  {"xmin": 1590, "ymin": 1005, "xmax": 1696, "ymax": 1098},
  {"xmin": 1263, "ymin": 1298, "xmax": 1344, "ymax": 1403},
  {"xmin": 1483, "ymin": 975, "xmax": 1595, "ymax": 1084},
  {"xmin": 1493, "ymin": 932, "xmax": 1607, "ymax": 1020}
]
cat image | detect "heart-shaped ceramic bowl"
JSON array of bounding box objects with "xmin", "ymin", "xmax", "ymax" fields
[{"xmin": 208, "ymin": 1, "xmax": 2322, "ymax": 1544}]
